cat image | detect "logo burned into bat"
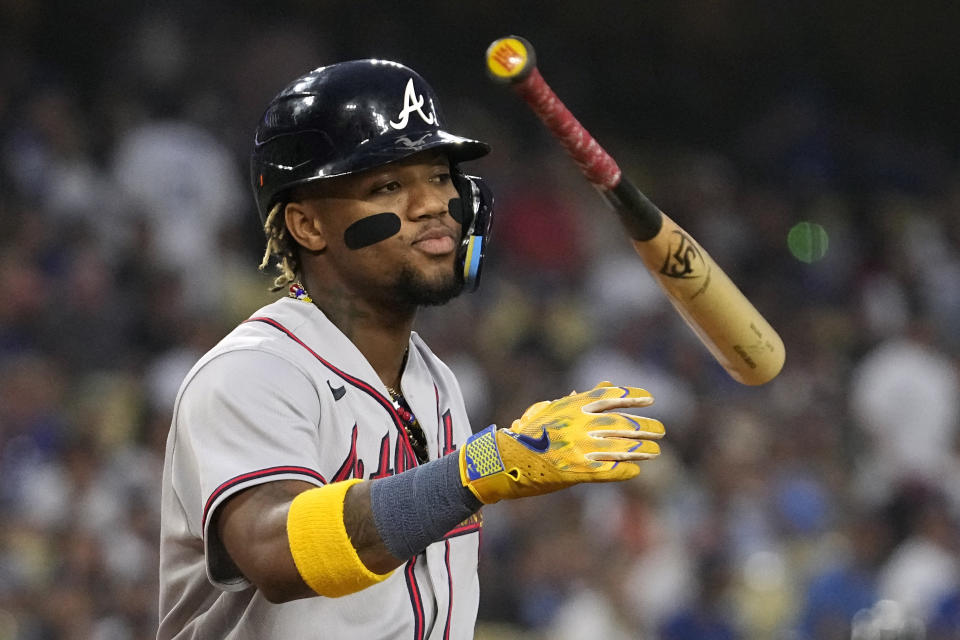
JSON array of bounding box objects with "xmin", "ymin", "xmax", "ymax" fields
[{"xmin": 660, "ymin": 230, "xmax": 711, "ymax": 298}]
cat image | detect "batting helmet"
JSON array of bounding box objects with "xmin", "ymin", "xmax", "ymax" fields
[{"xmin": 251, "ymin": 59, "xmax": 493, "ymax": 290}]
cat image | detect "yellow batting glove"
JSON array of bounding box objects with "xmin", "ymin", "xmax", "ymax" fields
[{"xmin": 459, "ymin": 382, "xmax": 665, "ymax": 504}]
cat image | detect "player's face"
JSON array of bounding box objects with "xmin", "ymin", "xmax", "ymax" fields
[{"xmin": 298, "ymin": 150, "xmax": 464, "ymax": 306}]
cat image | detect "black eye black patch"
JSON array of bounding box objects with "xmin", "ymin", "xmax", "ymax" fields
[{"xmin": 343, "ymin": 212, "xmax": 402, "ymax": 250}]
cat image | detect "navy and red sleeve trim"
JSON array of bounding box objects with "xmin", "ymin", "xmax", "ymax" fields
[{"xmin": 201, "ymin": 465, "xmax": 326, "ymax": 530}]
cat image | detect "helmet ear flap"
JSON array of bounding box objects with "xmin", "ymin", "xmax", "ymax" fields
[
  {"xmin": 451, "ymin": 170, "xmax": 494, "ymax": 292},
  {"xmin": 449, "ymin": 171, "xmax": 475, "ymax": 229}
]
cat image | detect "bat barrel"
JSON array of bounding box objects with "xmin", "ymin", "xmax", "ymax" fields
[{"xmin": 630, "ymin": 215, "xmax": 786, "ymax": 386}]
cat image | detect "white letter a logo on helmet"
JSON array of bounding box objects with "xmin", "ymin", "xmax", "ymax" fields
[{"xmin": 390, "ymin": 78, "xmax": 436, "ymax": 130}]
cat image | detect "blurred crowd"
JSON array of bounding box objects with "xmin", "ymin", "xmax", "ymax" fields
[{"xmin": 2, "ymin": 2, "xmax": 960, "ymax": 639}]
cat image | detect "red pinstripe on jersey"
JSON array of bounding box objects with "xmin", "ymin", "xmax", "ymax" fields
[
  {"xmin": 443, "ymin": 540, "xmax": 453, "ymax": 640},
  {"xmin": 405, "ymin": 555, "xmax": 425, "ymax": 640}
]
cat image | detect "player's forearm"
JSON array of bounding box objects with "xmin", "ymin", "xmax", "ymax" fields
[
  {"xmin": 342, "ymin": 481, "xmax": 405, "ymax": 574},
  {"xmin": 218, "ymin": 478, "xmax": 400, "ymax": 603},
  {"xmin": 220, "ymin": 455, "xmax": 481, "ymax": 603},
  {"xmin": 285, "ymin": 452, "xmax": 481, "ymax": 599},
  {"xmin": 289, "ymin": 452, "xmax": 482, "ymax": 578}
]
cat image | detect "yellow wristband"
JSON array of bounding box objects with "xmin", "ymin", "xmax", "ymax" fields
[{"xmin": 287, "ymin": 479, "xmax": 393, "ymax": 597}]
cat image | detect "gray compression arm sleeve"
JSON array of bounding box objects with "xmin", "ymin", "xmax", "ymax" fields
[{"xmin": 369, "ymin": 452, "xmax": 482, "ymax": 560}]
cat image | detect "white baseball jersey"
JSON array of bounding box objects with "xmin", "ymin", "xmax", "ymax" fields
[{"xmin": 158, "ymin": 296, "xmax": 481, "ymax": 639}]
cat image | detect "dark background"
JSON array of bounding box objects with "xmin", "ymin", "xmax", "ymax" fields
[{"xmin": 2, "ymin": 2, "xmax": 959, "ymax": 638}]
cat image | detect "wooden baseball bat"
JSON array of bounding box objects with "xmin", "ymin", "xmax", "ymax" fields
[{"xmin": 485, "ymin": 36, "xmax": 785, "ymax": 385}]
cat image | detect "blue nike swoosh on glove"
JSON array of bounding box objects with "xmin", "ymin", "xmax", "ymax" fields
[{"xmin": 511, "ymin": 428, "xmax": 550, "ymax": 452}]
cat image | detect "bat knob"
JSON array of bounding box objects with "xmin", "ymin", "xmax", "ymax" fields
[{"xmin": 485, "ymin": 36, "xmax": 537, "ymax": 84}]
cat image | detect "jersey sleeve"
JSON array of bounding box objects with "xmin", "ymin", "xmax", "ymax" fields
[{"xmin": 170, "ymin": 348, "xmax": 325, "ymax": 590}]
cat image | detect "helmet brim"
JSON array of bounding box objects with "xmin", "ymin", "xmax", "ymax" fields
[
  {"xmin": 336, "ymin": 129, "xmax": 490, "ymax": 176},
  {"xmin": 264, "ymin": 131, "xmax": 490, "ymax": 208}
]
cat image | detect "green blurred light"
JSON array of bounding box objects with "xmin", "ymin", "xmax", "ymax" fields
[{"xmin": 787, "ymin": 221, "xmax": 829, "ymax": 263}]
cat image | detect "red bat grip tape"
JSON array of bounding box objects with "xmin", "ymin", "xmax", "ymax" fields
[{"xmin": 513, "ymin": 68, "xmax": 622, "ymax": 190}]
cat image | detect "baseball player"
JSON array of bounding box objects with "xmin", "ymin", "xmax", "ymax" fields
[{"xmin": 157, "ymin": 59, "xmax": 666, "ymax": 639}]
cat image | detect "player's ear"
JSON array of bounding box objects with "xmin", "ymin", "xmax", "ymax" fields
[{"xmin": 285, "ymin": 200, "xmax": 328, "ymax": 252}]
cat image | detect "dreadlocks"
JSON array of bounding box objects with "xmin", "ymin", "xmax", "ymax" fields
[{"xmin": 258, "ymin": 202, "xmax": 299, "ymax": 291}]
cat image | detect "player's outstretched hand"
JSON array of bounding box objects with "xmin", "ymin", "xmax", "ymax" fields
[{"xmin": 459, "ymin": 382, "xmax": 665, "ymax": 504}]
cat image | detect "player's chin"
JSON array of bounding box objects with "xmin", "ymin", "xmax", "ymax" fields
[{"xmin": 395, "ymin": 263, "xmax": 464, "ymax": 307}]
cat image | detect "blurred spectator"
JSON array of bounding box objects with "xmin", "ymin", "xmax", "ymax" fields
[
  {"xmin": 849, "ymin": 330, "xmax": 960, "ymax": 501},
  {"xmin": 877, "ymin": 484, "xmax": 960, "ymax": 623},
  {"xmin": 794, "ymin": 509, "xmax": 892, "ymax": 640},
  {"xmin": 659, "ymin": 552, "xmax": 741, "ymax": 640},
  {"xmin": 111, "ymin": 119, "xmax": 244, "ymax": 312}
]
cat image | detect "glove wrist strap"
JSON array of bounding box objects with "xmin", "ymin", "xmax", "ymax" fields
[{"xmin": 460, "ymin": 425, "xmax": 522, "ymax": 504}]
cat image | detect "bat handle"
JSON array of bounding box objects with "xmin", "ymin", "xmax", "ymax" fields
[
  {"xmin": 513, "ymin": 68, "xmax": 622, "ymax": 188},
  {"xmin": 512, "ymin": 69, "xmax": 663, "ymax": 242},
  {"xmin": 602, "ymin": 180, "xmax": 664, "ymax": 242}
]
